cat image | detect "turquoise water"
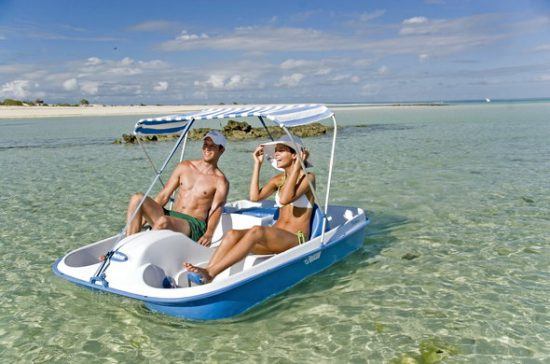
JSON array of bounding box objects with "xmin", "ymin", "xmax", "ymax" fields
[{"xmin": 0, "ymin": 103, "xmax": 549, "ymax": 362}]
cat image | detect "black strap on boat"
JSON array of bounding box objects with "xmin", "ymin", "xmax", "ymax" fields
[{"xmin": 90, "ymin": 251, "xmax": 114, "ymax": 287}]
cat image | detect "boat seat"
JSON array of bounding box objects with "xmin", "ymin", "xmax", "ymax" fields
[
  {"xmin": 229, "ymin": 206, "xmax": 278, "ymax": 218},
  {"xmin": 310, "ymin": 204, "xmax": 330, "ymax": 239}
]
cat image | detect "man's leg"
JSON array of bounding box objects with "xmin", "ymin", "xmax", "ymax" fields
[
  {"xmin": 152, "ymin": 215, "xmax": 191, "ymax": 237},
  {"xmin": 126, "ymin": 193, "xmax": 165, "ymax": 235}
]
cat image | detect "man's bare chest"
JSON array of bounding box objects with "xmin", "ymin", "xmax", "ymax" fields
[{"xmin": 178, "ymin": 174, "xmax": 216, "ymax": 197}]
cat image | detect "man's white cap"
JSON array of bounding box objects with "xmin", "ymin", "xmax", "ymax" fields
[
  {"xmin": 203, "ymin": 130, "xmax": 227, "ymax": 148},
  {"xmin": 261, "ymin": 134, "xmax": 312, "ymax": 171}
]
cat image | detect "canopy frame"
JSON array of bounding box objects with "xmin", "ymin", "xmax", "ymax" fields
[{"xmin": 92, "ymin": 105, "xmax": 337, "ymax": 285}]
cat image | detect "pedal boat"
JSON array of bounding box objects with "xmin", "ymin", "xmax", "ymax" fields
[{"xmin": 53, "ymin": 104, "xmax": 369, "ymax": 320}]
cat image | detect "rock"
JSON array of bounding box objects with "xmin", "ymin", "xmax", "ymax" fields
[
  {"xmin": 401, "ymin": 252, "xmax": 420, "ymax": 260},
  {"xmin": 224, "ymin": 120, "xmax": 252, "ymax": 133},
  {"xmin": 122, "ymin": 134, "xmax": 136, "ymax": 143}
]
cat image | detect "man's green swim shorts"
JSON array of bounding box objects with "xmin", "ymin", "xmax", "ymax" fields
[{"xmin": 163, "ymin": 208, "xmax": 207, "ymax": 242}]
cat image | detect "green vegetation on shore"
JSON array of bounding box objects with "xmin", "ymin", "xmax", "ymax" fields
[{"xmin": 0, "ymin": 98, "xmax": 90, "ymax": 106}]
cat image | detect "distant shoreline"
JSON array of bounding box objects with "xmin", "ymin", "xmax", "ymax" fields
[
  {"xmin": 0, "ymin": 105, "xmax": 204, "ymax": 119},
  {"xmin": 0, "ymin": 103, "xmax": 447, "ymax": 120},
  {"xmin": 1, "ymin": 100, "xmax": 547, "ymax": 119}
]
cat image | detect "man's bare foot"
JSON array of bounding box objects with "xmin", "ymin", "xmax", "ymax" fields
[{"xmin": 183, "ymin": 262, "xmax": 213, "ymax": 284}]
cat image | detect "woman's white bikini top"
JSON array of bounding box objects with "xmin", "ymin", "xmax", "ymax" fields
[{"xmin": 275, "ymin": 190, "xmax": 313, "ymax": 209}]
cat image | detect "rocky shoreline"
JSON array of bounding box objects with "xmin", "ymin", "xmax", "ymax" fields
[{"xmin": 114, "ymin": 120, "xmax": 330, "ymax": 144}]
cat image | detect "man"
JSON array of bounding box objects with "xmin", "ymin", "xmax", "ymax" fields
[{"xmin": 125, "ymin": 130, "xmax": 229, "ymax": 246}]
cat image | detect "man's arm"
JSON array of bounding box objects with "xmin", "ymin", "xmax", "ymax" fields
[
  {"xmin": 197, "ymin": 177, "xmax": 229, "ymax": 246},
  {"xmin": 154, "ymin": 162, "xmax": 185, "ymax": 207}
]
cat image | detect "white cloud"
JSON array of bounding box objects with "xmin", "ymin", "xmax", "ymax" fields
[
  {"xmin": 153, "ymin": 81, "xmax": 169, "ymax": 91},
  {"xmin": 176, "ymin": 30, "xmax": 209, "ymax": 41},
  {"xmin": 326, "ymin": 74, "xmax": 360, "ymax": 84},
  {"xmin": 63, "ymin": 78, "xmax": 78, "ymax": 91},
  {"xmin": 361, "ymin": 84, "xmax": 381, "ymax": 96},
  {"xmin": 0, "ymin": 80, "xmax": 30, "ymax": 98},
  {"xmin": 161, "ymin": 26, "xmax": 356, "ymax": 52},
  {"xmin": 80, "ymin": 81, "xmax": 99, "ymax": 95},
  {"xmin": 120, "ymin": 57, "xmax": 134, "ymax": 66},
  {"xmin": 86, "ymin": 57, "xmax": 102, "ymax": 66},
  {"xmin": 128, "ymin": 20, "xmax": 181, "ymax": 32},
  {"xmin": 0, "ymin": 65, "xmax": 22, "ymax": 73},
  {"xmin": 106, "ymin": 67, "xmax": 142, "ymax": 76},
  {"xmin": 533, "ymin": 44, "xmax": 550, "ymax": 52},
  {"xmin": 360, "ymin": 10, "xmax": 386, "ymax": 22},
  {"xmin": 194, "ymin": 74, "xmax": 254, "ymax": 91},
  {"xmin": 280, "ymin": 59, "xmax": 312, "ymax": 69},
  {"xmin": 276, "ymin": 73, "xmax": 304, "ymax": 88},
  {"xmin": 403, "ymin": 16, "xmax": 428, "ymax": 25},
  {"xmin": 377, "ymin": 65, "xmax": 389, "ymax": 75},
  {"xmin": 419, "ymin": 53, "xmax": 429, "ymax": 62},
  {"xmin": 138, "ymin": 60, "xmax": 168, "ymax": 69},
  {"xmin": 354, "ymin": 59, "xmax": 372, "ymax": 68},
  {"xmin": 315, "ymin": 68, "xmax": 332, "ymax": 76}
]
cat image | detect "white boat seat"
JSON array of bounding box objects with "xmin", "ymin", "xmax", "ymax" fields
[{"xmin": 243, "ymin": 254, "xmax": 274, "ymax": 270}]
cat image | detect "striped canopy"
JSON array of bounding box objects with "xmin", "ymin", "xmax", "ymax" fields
[{"xmin": 134, "ymin": 104, "xmax": 333, "ymax": 135}]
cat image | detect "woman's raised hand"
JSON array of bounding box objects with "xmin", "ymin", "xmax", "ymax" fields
[
  {"xmin": 294, "ymin": 148, "xmax": 309, "ymax": 169},
  {"xmin": 253, "ymin": 145, "xmax": 264, "ymax": 164}
]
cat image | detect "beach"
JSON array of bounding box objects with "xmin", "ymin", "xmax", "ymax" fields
[
  {"xmin": 0, "ymin": 103, "xmax": 440, "ymax": 119},
  {"xmin": 0, "ymin": 101, "xmax": 548, "ymax": 362},
  {"xmin": 0, "ymin": 104, "xmax": 205, "ymax": 119}
]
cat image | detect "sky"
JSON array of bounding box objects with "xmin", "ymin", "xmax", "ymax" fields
[{"xmin": 1, "ymin": 0, "xmax": 550, "ymax": 104}]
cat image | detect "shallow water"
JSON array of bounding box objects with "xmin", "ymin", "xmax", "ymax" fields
[{"xmin": 0, "ymin": 103, "xmax": 549, "ymax": 362}]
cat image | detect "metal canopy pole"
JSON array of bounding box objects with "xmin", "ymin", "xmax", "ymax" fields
[
  {"xmin": 136, "ymin": 137, "xmax": 165, "ymax": 188},
  {"xmin": 258, "ymin": 116, "xmax": 275, "ymax": 141},
  {"xmin": 120, "ymin": 119, "xmax": 195, "ymax": 244},
  {"xmin": 169, "ymin": 132, "xmax": 190, "ymax": 210},
  {"xmin": 321, "ymin": 114, "xmax": 338, "ymax": 244},
  {"xmin": 90, "ymin": 119, "xmax": 195, "ymax": 285}
]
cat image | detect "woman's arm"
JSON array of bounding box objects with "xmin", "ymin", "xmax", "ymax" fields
[
  {"xmin": 249, "ymin": 146, "xmax": 278, "ymax": 201},
  {"xmin": 277, "ymin": 150, "xmax": 316, "ymax": 205}
]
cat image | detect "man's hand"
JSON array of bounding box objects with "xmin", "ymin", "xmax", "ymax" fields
[{"xmin": 197, "ymin": 232, "xmax": 213, "ymax": 247}]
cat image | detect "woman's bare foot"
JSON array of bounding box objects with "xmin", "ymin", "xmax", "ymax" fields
[{"xmin": 183, "ymin": 262, "xmax": 213, "ymax": 284}]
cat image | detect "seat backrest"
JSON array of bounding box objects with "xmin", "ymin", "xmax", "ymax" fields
[{"xmin": 310, "ymin": 204, "xmax": 330, "ymax": 239}]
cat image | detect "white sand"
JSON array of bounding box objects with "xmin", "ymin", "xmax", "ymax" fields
[
  {"xmin": 0, "ymin": 105, "xmax": 204, "ymax": 119},
  {"xmin": 0, "ymin": 103, "xmax": 444, "ymax": 119}
]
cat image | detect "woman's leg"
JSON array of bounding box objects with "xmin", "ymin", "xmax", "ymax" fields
[
  {"xmin": 209, "ymin": 229, "xmax": 248, "ymax": 266},
  {"xmin": 185, "ymin": 225, "xmax": 299, "ymax": 282}
]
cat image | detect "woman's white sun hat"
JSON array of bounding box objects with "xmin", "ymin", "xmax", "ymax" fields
[{"xmin": 261, "ymin": 135, "xmax": 313, "ymax": 171}]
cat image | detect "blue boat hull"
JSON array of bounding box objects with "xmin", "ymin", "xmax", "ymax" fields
[{"xmin": 145, "ymin": 222, "xmax": 367, "ymax": 320}]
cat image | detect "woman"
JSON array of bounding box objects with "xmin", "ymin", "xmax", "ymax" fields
[{"xmin": 184, "ymin": 135, "xmax": 315, "ymax": 284}]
